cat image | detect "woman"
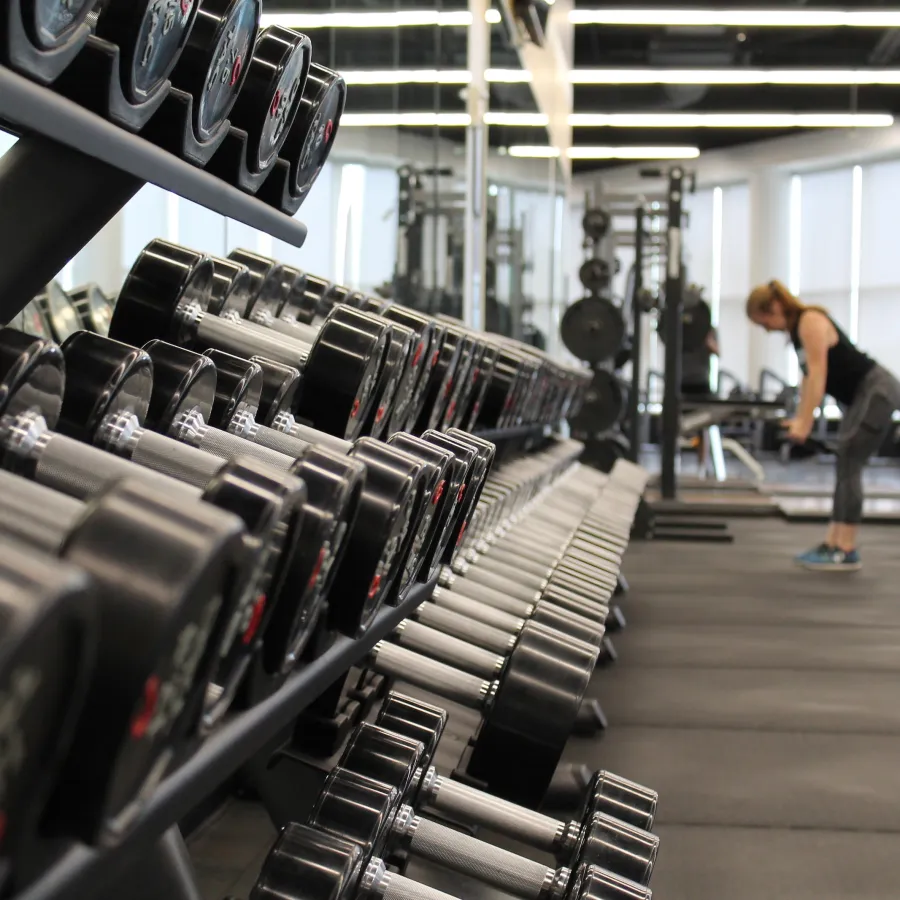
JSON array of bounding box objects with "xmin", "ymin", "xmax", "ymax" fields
[{"xmin": 747, "ymin": 280, "xmax": 900, "ymax": 571}]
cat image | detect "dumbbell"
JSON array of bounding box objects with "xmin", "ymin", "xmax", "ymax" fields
[
  {"xmin": 108, "ymin": 239, "xmax": 391, "ymax": 442},
  {"xmin": 0, "ymin": 542, "xmax": 96, "ymax": 887},
  {"xmin": 250, "ymin": 824, "xmax": 650, "ymax": 900},
  {"xmin": 0, "ymin": 471, "xmax": 245, "ymax": 845},
  {"xmin": 212, "ymin": 253, "xmax": 424, "ymax": 441},
  {"xmin": 195, "ymin": 349, "xmax": 460, "ymax": 593},
  {"xmin": 0, "ymin": 329, "xmax": 312, "ymax": 721},
  {"xmin": 68, "ymin": 283, "xmax": 113, "ymax": 335},
  {"xmin": 309, "ymin": 766, "xmax": 656, "ymax": 896},
  {"xmin": 365, "ymin": 616, "xmax": 597, "ymax": 807},
  {"xmin": 340, "ymin": 706, "xmax": 657, "ymax": 880},
  {"xmin": 375, "ymin": 693, "xmax": 656, "ymax": 831},
  {"xmin": 57, "ymin": 331, "xmax": 425, "ymax": 640}
]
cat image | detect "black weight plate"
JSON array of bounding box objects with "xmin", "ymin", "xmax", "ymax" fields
[
  {"xmin": 251, "ymin": 824, "xmax": 365, "ymax": 900},
  {"xmin": 578, "ymin": 257, "xmax": 611, "ymax": 293},
  {"xmin": 248, "ymin": 356, "xmax": 302, "ymax": 424},
  {"xmin": 94, "ymin": 0, "xmax": 198, "ymax": 105},
  {"xmin": 36, "ymin": 282, "xmax": 81, "ymax": 345},
  {"xmin": 364, "ymin": 321, "xmax": 414, "ymax": 441},
  {"xmin": 0, "ymin": 543, "xmax": 96, "ymax": 875},
  {"xmin": 69, "ymin": 284, "xmax": 113, "ymax": 335},
  {"xmin": 226, "ymin": 249, "xmax": 286, "ymax": 319},
  {"xmin": 227, "ymin": 25, "xmax": 312, "ymax": 174},
  {"xmin": 23, "ymin": 0, "xmax": 98, "ymax": 49},
  {"xmin": 560, "ymin": 296, "xmax": 625, "ymax": 364},
  {"xmin": 338, "ymin": 722, "xmax": 424, "ymax": 802},
  {"xmin": 466, "ymin": 620, "xmax": 597, "ymax": 807},
  {"xmin": 281, "ymin": 63, "xmax": 346, "ymax": 201},
  {"xmin": 582, "ymin": 207, "xmax": 610, "ymax": 241},
  {"xmin": 0, "ymin": 331, "xmax": 66, "ymax": 432},
  {"xmin": 202, "ymin": 348, "xmax": 262, "ymax": 425},
  {"xmin": 582, "ymin": 433, "xmax": 630, "ymax": 473},
  {"xmin": 209, "ymin": 257, "xmax": 255, "ymax": 317},
  {"xmin": 657, "ymin": 298, "xmax": 713, "ymax": 352},
  {"xmin": 141, "ymin": 340, "xmax": 217, "ymax": 433},
  {"xmin": 169, "ymin": 0, "xmax": 261, "ymax": 143},
  {"xmin": 568, "ymin": 863, "xmax": 651, "ymax": 900},
  {"xmin": 568, "ymin": 369, "xmax": 624, "ymax": 434}
]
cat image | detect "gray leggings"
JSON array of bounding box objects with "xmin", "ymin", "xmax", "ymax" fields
[{"xmin": 834, "ymin": 365, "xmax": 900, "ymax": 524}]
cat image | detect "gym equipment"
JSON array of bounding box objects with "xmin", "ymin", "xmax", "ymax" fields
[
  {"xmin": 223, "ymin": 26, "xmax": 312, "ymax": 176},
  {"xmin": 109, "ymin": 240, "xmax": 391, "ymax": 442},
  {"xmin": 0, "ymin": 542, "xmax": 96, "ymax": 885},
  {"xmin": 582, "ymin": 208, "xmax": 611, "ymax": 241},
  {"xmin": 340, "ymin": 712, "xmax": 657, "ymax": 879},
  {"xmin": 0, "ymin": 330, "xmax": 313, "ymax": 723},
  {"xmin": 309, "ymin": 766, "xmax": 656, "ymax": 894},
  {"xmin": 168, "ymin": 0, "xmax": 261, "ymax": 144},
  {"xmin": 365, "ymin": 613, "xmax": 597, "ymax": 806},
  {"xmin": 60, "ymin": 331, "xmax": 422, "ymax": 638},
  {"xmin": 582, "ymin": 434, "xmax": 631, "ymax": 474},
  {"xmin": 373, "ymin": 693, "xmax": 657, "ymax": 831},
  {"xmin": 568, "ymin": 370, "xmax": 625, "ymax": 434},
  {"xmin": 256, "ymin": 63, "xmax": 347, "ymax": 214},
  {"xmin": 657, "ymin": 297, "xmax": 713, "ymax": 354},
  {"xmin": 0, "ymin": 472, "xmax": 246, "ymax": 845},
  {"xmin": 560, "ymin": 297, "xmax": 626, "ymax": 365},
  {"xmin": 90, "ymin": 0, "xmax": 197, "ymax": 106},
  {"xmin": 35, "ymin": 281, "xmax": 82, "ymax": 344},
  {"xmin": 579, "ymin": 258, "xmax": 612, "ymax": 294},
  {"xmin": 69, "ymin": 283, "xmax": 113, "ymax": 335}
]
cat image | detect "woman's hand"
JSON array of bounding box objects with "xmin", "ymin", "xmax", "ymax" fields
[{"xmin": 784, "ymin": 417, "xmax": 813, "ymax": 443}]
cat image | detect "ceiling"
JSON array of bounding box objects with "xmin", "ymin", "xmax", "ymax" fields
[{"xmin": 265, "ymin": 0, "xmax": 900, "ymax": 172}]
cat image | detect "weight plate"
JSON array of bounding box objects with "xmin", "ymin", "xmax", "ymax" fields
[
  {"xmin": 281, "ymin": 63, "xmax": 346, "ymax": 200},
  {"xmin": 68, "ymin": 284, "xmax": 114, "ymax": 335},
  {"xmin": 657, "ymin": 297, "xmax": 713, "ymax": 352},
  {"xmin": 140, "ymin": 340, "xmax": 217, "ymax": 433},
  {"xmin": 95, "ymin": 0, "xmax": 198, "ymax": 105},
  {"xmin": 376, "ymin": 692, "xmax": 448, "ymax": 761},
  {"xmin": 581, "ymin": 433, "xmax": 630, "ymax": 473},
  {"xmin": 19, "ymin": 299, "xmax": 54, "ymax": 341},
  {"xmin": 226, "ymin": 249, "xmax": 286, "ymax": 320},
  {"xmin": 560, "ymin": 296, "xmax": 625, "ymax": 364},
  {"xmin": 227, "ymin": 25, "xmax": 312, "ymax": 174},
  {"xmin": 23, "ymin": 0, "xmax": 97, "ymax": 49},
  {"xmin": 170, "ymin": 0, "xmax": 261, "ymax": 143},
  {"xmin": 567, "ymin": 369, "xmax": 624, "ymax": 434},
  {"xmin": 582, "ymin": 207, "xmax": 610, "ymax": 241},
  {"xmin": 35, "ymin": 282, "xmax": 81, "ymax": 345},
  {"xmin": 249, "ymin": 356, "xmax": 302, "ymax": 425},
  {"xmin": 578, "ymin": 257, "xmax": 611, "ymax": 294},
  {"xmin": 209, "ymin": 258, "xmax": 255, "ymax": 317}
]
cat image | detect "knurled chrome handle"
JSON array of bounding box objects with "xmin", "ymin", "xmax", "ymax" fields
[
  {"xmin": 194, "ymin": 427, "xmax": 295, "ymax": 472},
  {"xmin": 414, "ymin": 602, "xmax": 514, "ymax": 655},
  {"xmin": 431, "ymin": 588, "xmax": 526, "ymax": 633},
  {"xmin": 131, "ymin": 429, "xmax": 230, "ymax": 487},
  {"xmin": 395, "ymin": 621, "xmax": 502, "ymax": 679}
]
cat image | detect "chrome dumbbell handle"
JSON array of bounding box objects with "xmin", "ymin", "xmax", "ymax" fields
[
  {"xmin": 368, "ymin": 642, "xmax": 493, "ymax": 709},
  {"xmin": 363, "ymin": 859, "xmax": 462, "ymax": 900},
  {"xmin": 430, "ymin": 587, "xmax": 527, "ymax": 634},
  {"xmin": 419, "ymin": 771, "xmax": 568, "ymax": 854},
  {"xmin": 399, "ymin": 812, "xmax": 563, "ymax": 900},
  {"xmin": 413, "ymin": 602, "xmax": 516, "ymax": 655},
  {"xmin": 394, "ymin": 621, "xmax": 503, "ymax": 679},
  {"xmin": 437, "ymin": 574, "xmax": 536, "ymax": 617}
]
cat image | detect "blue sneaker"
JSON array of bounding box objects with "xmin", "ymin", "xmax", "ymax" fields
[{"xmin": 795, "ymin": 545, "xmax": 862, "ymax": 572}]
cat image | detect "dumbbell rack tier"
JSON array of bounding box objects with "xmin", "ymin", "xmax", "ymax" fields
[
  {"xmin": 12, "ymin": 576, "xmax": 437, "ymax": 900},
  {"xmin": 0, "ymin": 65, "xmax": 308, "ymax": 321}
]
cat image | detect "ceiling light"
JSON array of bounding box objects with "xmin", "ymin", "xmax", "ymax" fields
[
  {"xmin": 567, "ymin": 9, "xmax": 900, "ymax": 27},
  {"xmin": 484, "ymin": 112, "xmax": 550, "ymax": 126},
  {"xmin": 570, "ymin": 69, "xmax": 900, "ymax": 86},
  {"xmin": 568, "ymin": 146, "xmax": 701, "ymax": 159},
  {"xmin": 260, "ymin": 9, "xmax": 500, "ymax": 28},
  {"xmin": 508, "ymin": 146, "xmax": 702, "ymax": 158},
  {"xmin": 339, "ymin": 68, "xmax": 531, "ymax": 85},
  {"xmin": 507, "ymin": 146, "xmax": 561, "ymax": 157},
  {"xmin": 340, "ymin": 112, "xmax": 472, "ymax": 127},
  {"xmin": 567, "ymin": 112, "xmax": 894, "ymax": 127}
]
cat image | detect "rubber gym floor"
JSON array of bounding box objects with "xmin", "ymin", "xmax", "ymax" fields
[{"xmin": 190, "ymin": 517, "xmax": 900, "ymax": 899}]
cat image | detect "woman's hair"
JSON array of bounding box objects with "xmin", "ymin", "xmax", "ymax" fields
[{"xmin": 746, "ymin": 279, "xmax": 827, "ymax": 329}]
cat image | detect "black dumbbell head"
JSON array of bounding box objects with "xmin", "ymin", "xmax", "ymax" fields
[
  {"xmin": 376, "ymin": 691, "xmax": 448, "ymax": 760},
  {"xmin": 209, "ymin": 258, "xmax": 255, "ymax": 317},
  {"xmin": 248, "ymin": 356, "xmax": 302, "ymax": 423},
  {"xmin": 338, "ymin": 722, "xmax": 425, "ymax": 801},
  {"xmin": 57, "ymin": 331, "xmax": 152, "ymax": 442},
  {"xmin": 0, "ymin": 329, "xmax": 66, "ymax": 426},
  {"xmin": 202, "ymin": 349, "xmax": 263, "ymax": 428},
  {"xmin": 140, "ymin": 339, "xmax": 217, "ymax": 433}
]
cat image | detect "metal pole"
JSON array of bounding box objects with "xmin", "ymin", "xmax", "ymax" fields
[
  {"xmin": 628, "ymin": 205, "xmax": 644, "ymax": 463},
  {"xmin": 660, "ymin": 168, "xmax": 685, "ymax": 500},
  {"xmin": 463, "ymin": 0, "xmax": 489, "ymax": 331}
]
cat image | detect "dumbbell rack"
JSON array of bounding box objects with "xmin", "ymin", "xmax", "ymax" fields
[{"xmin": 0, "ymin": 64, "xmax": 308, "ymax": 321}]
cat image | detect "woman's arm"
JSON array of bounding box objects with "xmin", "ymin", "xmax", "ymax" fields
[{"xmin": 795, "ymin": 312, "xmax": 831, "ymax": 426}]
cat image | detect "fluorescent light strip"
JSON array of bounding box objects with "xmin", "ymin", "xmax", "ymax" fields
[
  {"xmin": 341, "ymin": 68, "xmax": 531, "ymax": 85},
  {"xmin": 569, "ymin": 112, "xmax": 893, "ymax": 127},
  {"xmin": 568, "ymin": 9, "xmax": 900, "ymax": 27},
  {"xmin": 508, "ymin": 145, "xmax": 700, "ymax": 159},
  {"xmin": 570, "ymin": 69, "xmax": 900, "ymax": 86},
  {"xmin": 341, "ymin": 112, "xmax": 892, "ymax": 128},
  {"xmin": 260, "ymin": 10, "xmax": 500, "ymax": 28}
]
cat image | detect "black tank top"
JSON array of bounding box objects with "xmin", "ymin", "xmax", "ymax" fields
[{"xmin": 790, "ymin": 310, "xmax": 875, "ymax": 405}]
